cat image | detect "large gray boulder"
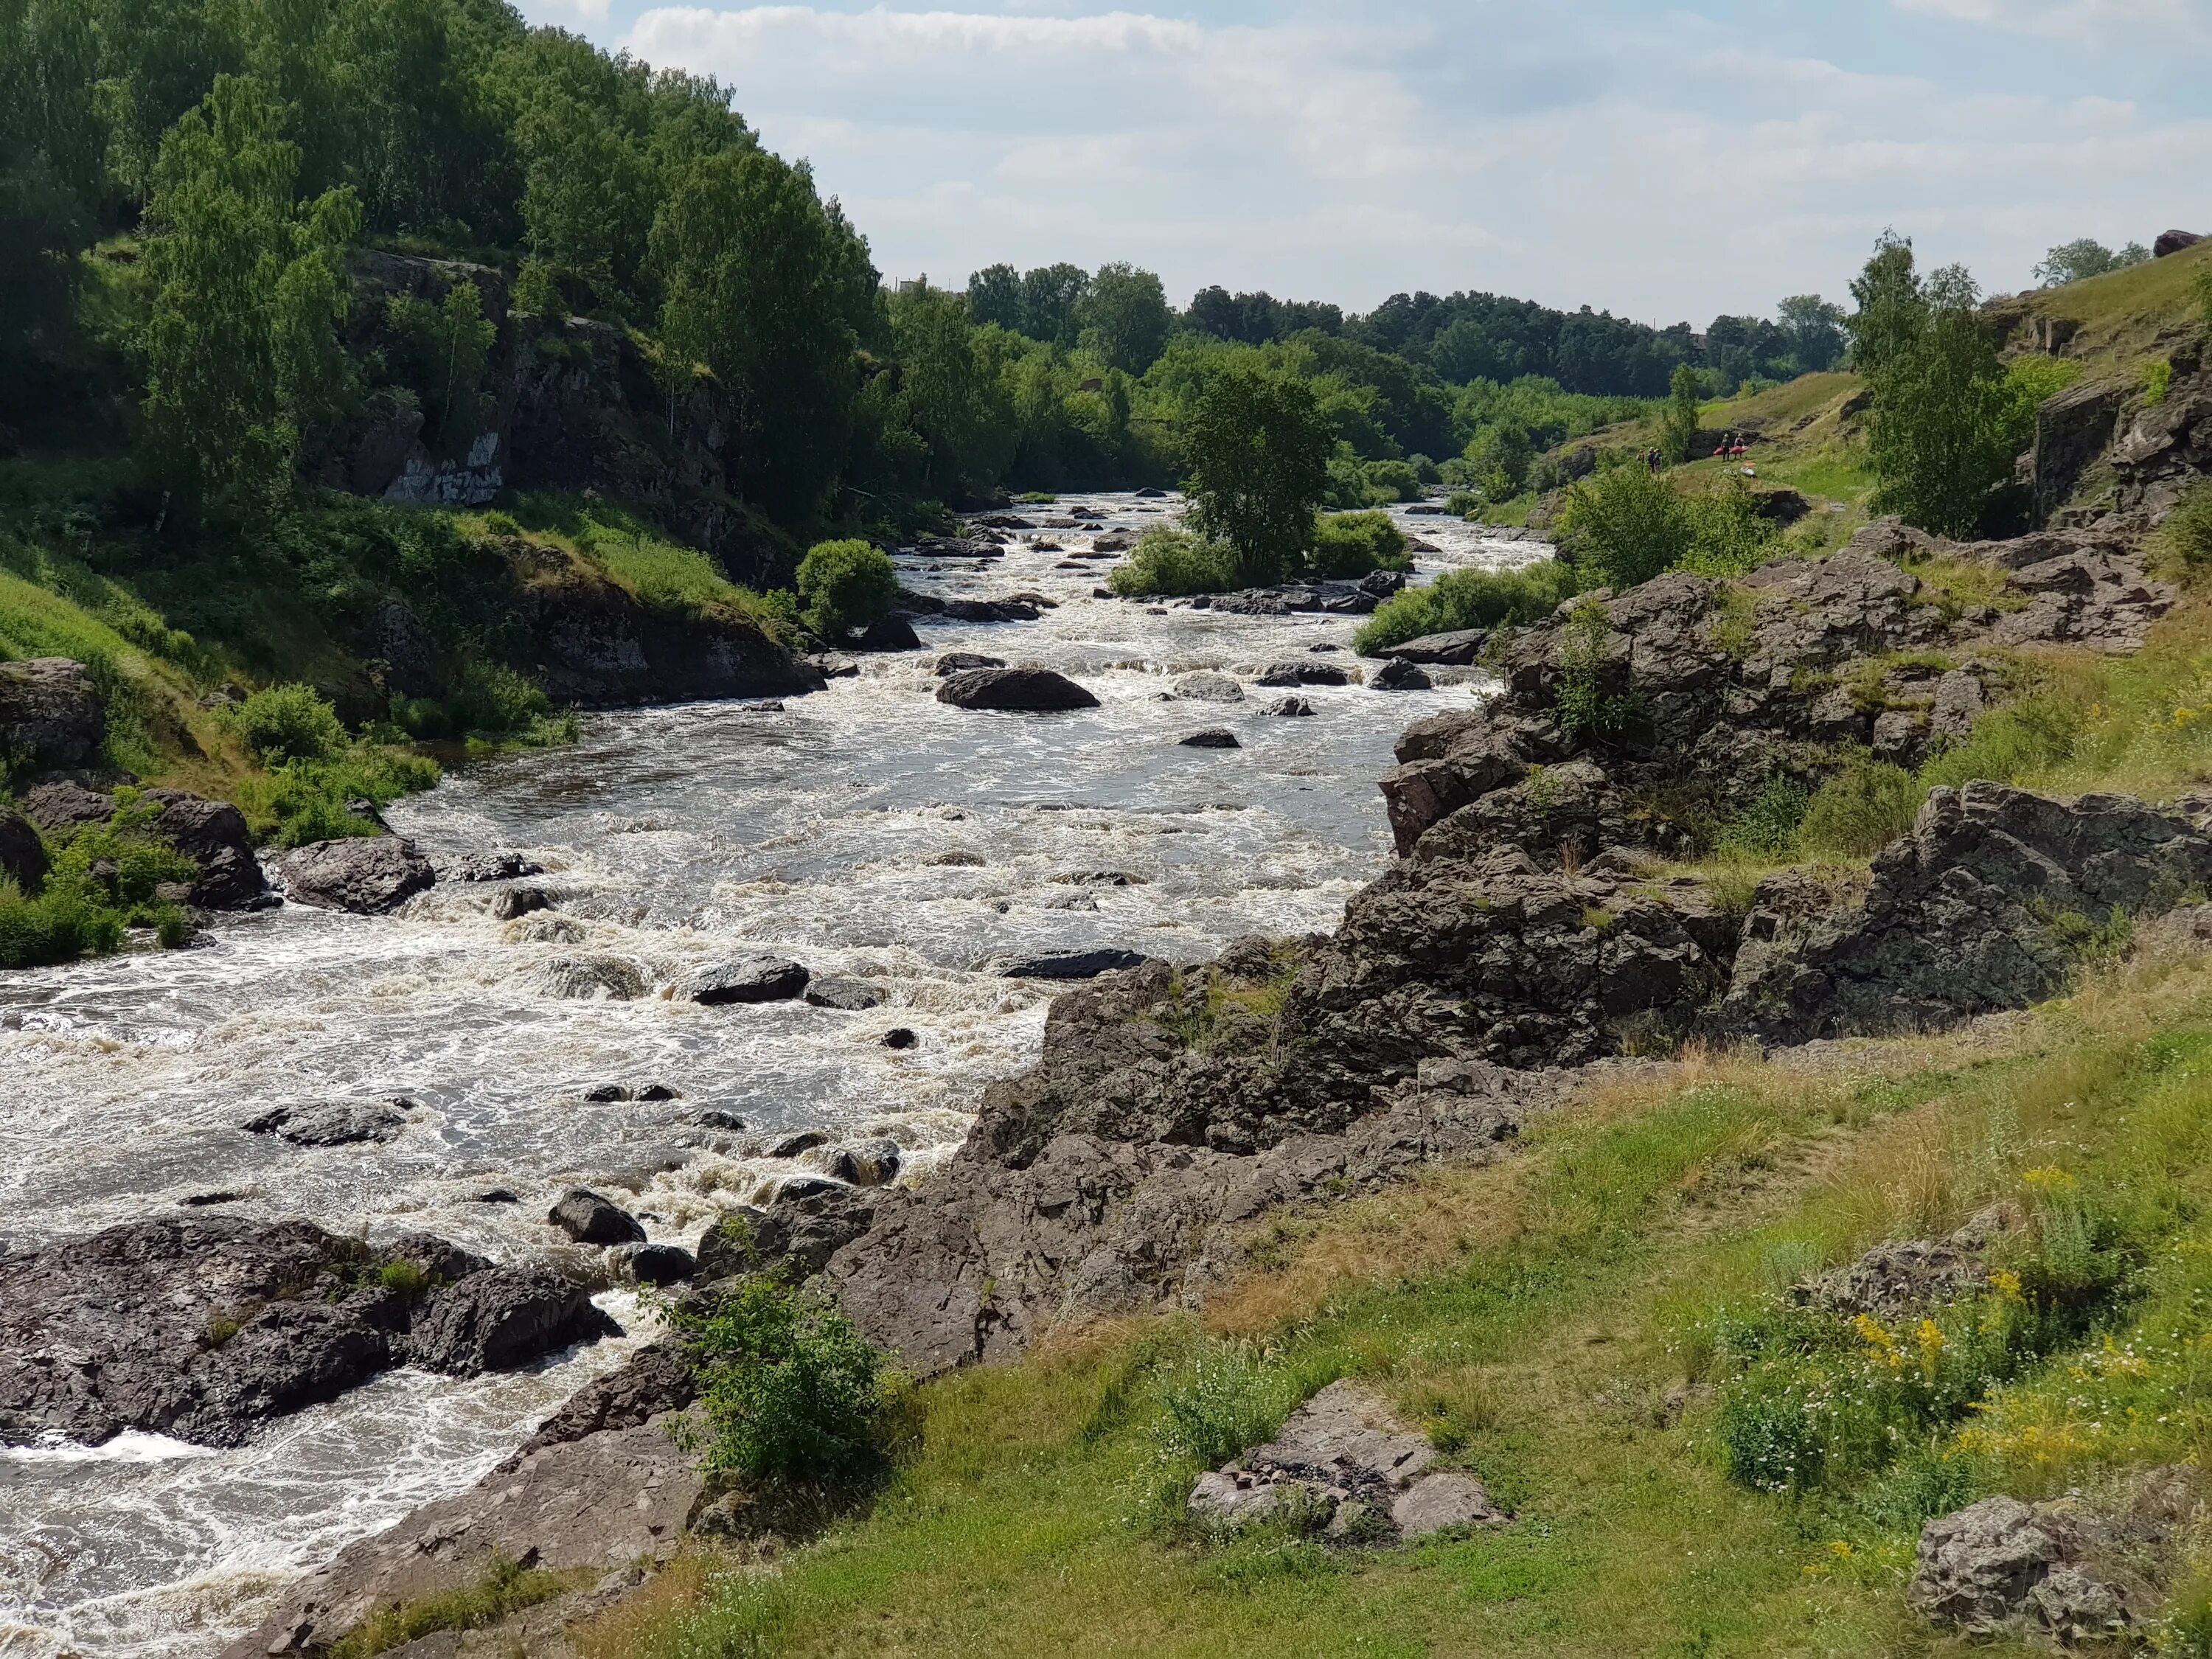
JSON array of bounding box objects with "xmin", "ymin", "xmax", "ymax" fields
[
  {"xmin": 1910, "ymin": 1498, "xmax": 2067, "ymax": 1635},
  {"xmin": 1722, "ymin": 784, "xmax": 2212, "ymax": 1043},
  {"xmin": 686, "ymin": 953, "xmax": 810, "ymax": 1004},
  {"xmin": 697, "ymin": 1178, "xmax": 883, "ymax": 1279},
  {"xmin": 0, "ymin": 657, "xmax": 104, "ymax": 772},
  {"xmin": 403, "ymin": 1266, "xmax": 618, "ymax": 1376},
  {"xmin": 935, "ymin": 667, "xmax": 1098, "ymax": 711},
  {"xmin": 241, "ymin": 1099, "xmax": 414, "ymax": 1146},
  {"xmin": 548, "ymin": 1188, "xmax": 646, "ymax": 1245},
  {"xmin": 1379, "ymin": 627, "xmax": 1488, "ymax": 665},
  {"xmin": 277, "ymin": 836, "xmax": 435, "ymax": 914},
  {"xmin": 143, "ymin": 789, "xmax": 267, "ymax": 908}
]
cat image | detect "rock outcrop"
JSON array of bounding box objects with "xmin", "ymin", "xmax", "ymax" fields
[
  {"xmin": 0, "ymin": 657, "xmax": 104, "ymax": 773},
  {"xmin": 276, "ymin": 836, "xmax": 436, "ymax": 914},
  {"xmin": 17, "ymin": 780, "xmax": 270, "ymax": 909},
  {"xmin": 0, "ymin": 1218, "xmax": 613, "ymax": 1449}
]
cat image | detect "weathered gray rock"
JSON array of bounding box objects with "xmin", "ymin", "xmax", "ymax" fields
[
  {"xmin": 534, "ymin": 954, "xmax": 647, "ymax": 1001},
  {"xmin": 803, "ymin": 976, "xmax": 883, "ymax": 1010},
  {"xmin": 1368, "ymin": 657, "xmax": 1433, "ymax": 692},
  {"xmin": 277, "ymin": 837, "xmax": 435, "ymax": 914},
  {"xmin": 933, "ymin": 652, "xmax": 1005, "ymax": 676},
  {"xmin": 0, "ymin": 810, "xmax": 47, "ymax": 892},
  {"xmin": 1379, "ymin": 628, "xmax": 1487, "ymax": 666},
  {"xmin": 1255, "ymin": 660, "xmax": 1352, "ymax": 687},
  {"xmin": 0, "ymin": 657, "xmax": 104, "ymax": 772},
  {"xmin": 1269, "ymin": 697, "xmax": 1317, "ymax": 717},
  {"xmin": 242, "ymin": 1099, "xmax": 414, "ymax": 1147},
  {"xmin": 992, "ymin": 947, "xmax": 1159, "ymax": 980},
  {"xmin": 1179, "ymin": 728, "xmax": 1239, "ymax": 748},
  {"xmin": 853, "ymin": 615, "xmax": 922, "ymax": 652},
  {"xmin": 1170, "ymin": 671, "xmax": 1245, "ymax": 704},
  {"xmin": 686, "ymin": 953, "xmax": 810, "ymax": 1004},
  {"xmin": 1722, "ymin": 783, "xmax": 2212, "ymax": 1042},
  {"xmin": 1186, "ymin": 1381, "xmax": 1507, "ymax": 1544},
  {"xmin": 549, "ymin": 1188, "xmax": 646, "ymax": 1245},
  {"xmin": 826, "ymin": 1138, "xmax": 902, "ymax": 1187},
  {"xmin": 487, "ymin": 884, "xmax": 553, "ymax": 921},
  {"xmin": 516, "ymin": 1342, "xmax": 694, "ymax": 1457},
  {"xmin": 1910, "ymin": 1498, "xmax": 2067, "ymax": 1635},
  {"xmin": 403, "ymin": 1266, "xmax": 618, "ymax": 1377},
  {"xmin": 142, "ymin": 789, "xmax": 268, "ymax": 909},
  {"xmin": 697, "ymin": 1179, "xmax": 883, "ymax": 1279},
  {"xmin": 623, "ymin": 1243, "xmax": 696, "ymax": 1286},
  {"xmin": 2154, "ymin": 229, "xmax": 2203, "ymax": 257},
  {"xmin": 448, "ymin": 851, "xmax": 545, "ymax": 883},
  {"xmin": 935, "ymin": 667, "xmax": 1099, "ymax": 711}
]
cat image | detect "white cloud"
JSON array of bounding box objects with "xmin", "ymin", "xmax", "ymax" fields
[
  {"xmin": 1891, "ymin": 0, "xmax": 2202, "ymax": 40},
  {"xmin": 618, "ymin": 4, "xmax": 2212, "ymax": 319}
]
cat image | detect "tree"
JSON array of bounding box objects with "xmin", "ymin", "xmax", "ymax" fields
[
  {"xmin": 1847, "ymin": 230, "xmax": 1926, "ymax": 377},
  {"xmin": 1018, "ymin": 262, "xmax": 1088, "ymax": 346},
  {"xmin": 1863, "ymin": 263, "xmax": 2020, "ymax": 537},
  {"xmin": 887, "ymin": 283, "xmax": 1014, "ymax": 498},
  {"xmin": 1, "ymin": 0, "xmax": 102, "ymax": 390},
  {"xmin": 965, "ymin": 262, "xmax": 1022, "ymax": 330},
  {"xmin": 514, "ymin": 86, "xmax": 653, "ymax": 309},
  {"xmin": 1775, "ymin": 294, "xmax": 1848, "ymax": 373},
  {"xmin": 653, "ymin": 146, "xmax": 864, "ymax": 518},
  {"xmin": 1180, "ymin": 366, "xmax": 1333, "ymax": 586},
  {"xmin": 1659, "ymin": 364, "xmax": 1703, "ymax": 465},
  {"xmin": 1559, "ymin": 462, "xmax": 1694, "ymax": 589},
  {"xmin": 795, "ymin": 539, "xmax": 897, "ymax": 639},
  {"xmin": 1079, "ymin": 262, "xmax": 1170, "ymax": 374},
  {"xmin": 142, "ymin": 74, "xmax": 361, "ymax": 524},
  {"xmin": 2034, "ymin": 237, "xmax": 2150, "ymax": 289}
]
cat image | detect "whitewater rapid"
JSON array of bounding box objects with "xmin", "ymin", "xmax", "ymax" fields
[{"xmin": 0, "ymin": 495, "xmax": 1544, "ymax": 1657}]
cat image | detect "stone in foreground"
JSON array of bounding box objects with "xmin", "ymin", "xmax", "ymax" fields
[
  {"xmin": 686, "ymin": 953, "xmax": 810, "ymax": 1004},
  {"xmin": 549, "ymin": 1187, "xmax": 647, "ymax": 1245},
  {"xmin": 1179, "ymin": 728, "xmax": 1240, "ymax": 748},
  {"xmin": 935, "ymin": 667, "xmax": 1099, "ymax": 711},
  {"xmin": 1187, "ymin": 1380, "xmax": 1508, "ymax": 1545},
  {"xmin": 276, "ymin": 837, "xmax": 436, "ymax": 914}
]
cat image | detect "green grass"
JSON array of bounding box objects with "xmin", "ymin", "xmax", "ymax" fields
[
  {"xmin": 328, "ymin": 1555, "xmax": 575, "ymax": 1659},
  {"xmin": 1354, "ymin": 560, "xmax": 1581, "ymax": 654}
]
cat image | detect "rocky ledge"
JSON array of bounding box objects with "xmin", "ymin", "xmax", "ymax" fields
[{"xmin": 0, "ymin": 1217, "xmax": 615, "ymax": 1449}]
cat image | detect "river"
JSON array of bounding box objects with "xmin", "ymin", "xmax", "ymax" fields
[{"xmin": 0, "ymin": 494, "xmax": 1543, "ymax": 1658}]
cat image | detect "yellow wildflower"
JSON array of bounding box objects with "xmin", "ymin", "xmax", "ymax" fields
[
  {"xmin": 1988, "ymin": 1267, "xmax": 2024, "ymax": 1300},
  {"xmin": 2022, "ymin": 1166, "xmax": 2077, "ymax": 1192}
]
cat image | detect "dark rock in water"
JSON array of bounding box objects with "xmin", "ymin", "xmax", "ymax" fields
[
  {"xmin": 933, "ymin": 651, "xmax": 1006, "ymax": 676},
  {"xmin": 276, "ymin": 838, "xmax": 435, "ymax": 914},
  {"xmin": 1368, "ymin": 658, "xmax": 1433, "ymax": 692},
  {"xmin": 769, "ymin": 1129, "xmax": 829, "ymax": 1158},
  {"xmin": 404, "ymin": 1266, "xmax": 618, "ymax": 1377},
  {"xmin": 0, "ymin": 1217, "xmax": 438, "ymax": 1448},
  {"xmin": 693, "ymin": 1110, "xmax": 747, "ymax": 1130},
  {"xmin": 1255, "ymin": 661, "xmax": 1352, "ymax": 687},
  {"xmin": 2154, "ymin": 229, "xmax": 2202, "ymax": 257},
  {"xmin": 1206, "ymin": 590, "xmax": 1293, "ymax": 616},
  {"xmin": 517, "ymin": 1342, "xmax": 695, "ymax": 1457},
  {"xmin": 936, "ymin": 667, "xmax": 1099, "ymax": 712},
  {"xmin": 534, "ymin": 955, "xmax": 647, "ymax": 1001},
  {"xmin": 143, "ymin": 790, "xmax": 268, "ymax": 909},
  {"xmin": 0, "ymin": 810, "xmax": 47, "ymax": 893},
  {"xmin": 1721, "ymin": 783, "xmax": 2212, "ymax": 1043},
  {"xmin": 473, "ymin": 1189, "xmax": 519, "ymax": 1204},
  {"xmin": 735, "ymin": 698, "xmax": 785, "ymax": 712},
  {"xmin": 827, "ymin": 1138, "xmax": 902, "ymax": 1186},
  {"xmin": 696, "ymin": 1182, "xmax": 883, "ymax": 1279},
  {"xmin": 854, "ymin": 615, "xmax": 923, "ymax": 652},
  {"xmin": 1268, "ymin": 697, "xmax": 1317, "ymax": 717},
  {"xmin": 581, "ymin": 1083, "xmax": 631, "ymax": 1103},
  {"xmin": 635, "ymin": 1082, "xmax": 679, "ymax": 1102},
  {"xmin": 181, "ymin": 1191, "xmax": 246, "ymax": 1207},
  {"xmin": 1170, "ymin": 671, "xmax": 1245, "ymax": 704},
  {"xmin": 622, "ymin": 1244, "xmax": 696, "ymax": 1287},
  {"xmin": 804, "ymin": 976, "xmax": 884, "ymax": 1010},
  {"xmin": 994, "ymin": 948, "xmax": 1158, "ymax": 980},
  {"xmin": 810, "ymin": 652, "xmax": 860, "ymax": 678},
  {"xmin": 1188, "ymin": 1380, "xmax": 1508, "ymax": 1543},
  {"xmin": 0, "ymin": 657, "xmax": 105, "ymax": 772},
  {"xmin": 448, "ymin": 851, "xmax": 544, "ymax": 883},
  {"xmin": 547, "ymin": 1188, "xmax": 646, "ymax": 1245},
  {"xmin": 1179, "ymin": 729, "xmax": 1240, "ymax": 749},
  {"xmin": 488, "ymin": 885, "xmax": 554, "ymax": 921},
  {"xmin": 882, "ymin": 1027, "xmax": 919, "ymax": 1049},
  {"xmin": 1056, "ymin": 869, "xmax": 1148, "ymax": 886},
  {"xmin": 686, "ymin": 953, "xmax": 810, "ymax": 1004},
  {"xmin": 1380, "ymin": 627, "xmax": 1487, "ymax": 666},
  {"xmin": 242, "ymin": 1099, "xmax": 414, "ymax": 1147}
]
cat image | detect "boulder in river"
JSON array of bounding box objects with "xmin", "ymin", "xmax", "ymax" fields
[
  {"xmin": 1170, "ymin": 670, "xmax": 1245, "ymax": 703},
  {"xmin": 534, "ymin": 954, "xmax": 648, "ymax": 1001},
  {"xmin": 0, "ymin": 656, "xmax": 105, "ymax": 772},
  {"xmin": 828, "ymin": 1138, "xmax": 902, "ymax": 1187},
  {"xmin": 143, "ymin": 789, "xmax": 268, "ymax": 909},
  {"xmin": 276, "ymin": 837, "xmax": 435, "ymax": 914},
  {"xmin": 1369, "ymin": 658, "xmax": 1434, "ymax": 692},
  {"xmin": 1255, "ymin": 661, "xmax": 1352, "ymax": 688},
  {"xmin": 1380, "ymin": 627, "xmax": 1488, "ymax": 666},
  {"xmin": 686, "ymin": 953, "xmax": 811, "ymax": 1004},
  {"xmin": 697, "ymin": 1181, "xmax": 883, "ymax": 1279},
  {"xmin": 933, "ymin": 651, "xmax": 1006, "ymax": 676},
  {"xmin": 549, "ymin": 1188, "xmax": 647, "ymax": 1245},
  {"xmin": 854, "ymin": 616, "xmax": 923, "ymax": 652},
  {"xmin": 403, "ymin": 1265, "xmax": 619, "ymax": 1377},
  {"xmin": 936, "ymin": 667, "xmax": 1099, "ymax": 712},
  {"xmin": 804, "ymin": 975, "xmax": 884, "ymax": 1010},
  {"xmin": 448, "ymin": 851, "xmax": 545, "ymax": 883},
  {"xmin": 992, "ymin": 947, "xmax": 1158, "ymax": 980},
  {"xmin": 622, "ymin": 1244, "xmax": 697, "ymax": 1287},
  {"xmin": 883, "ymin": 1027, "xmax": 919, "ymax": 1049},
  {"xmin": 1268, "ymin": 697, "xmax": 1318, "ymax": 717},
  {"xmin": 1179, "ymin": 729, "xmax": 1240, "ymax": 748},
  {"xmin": 241, "ymin": 1098, "xmax": 415, "ymax": 1147}
]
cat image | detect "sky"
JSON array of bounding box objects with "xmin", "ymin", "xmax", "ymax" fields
[{"xmin": 508, "ymin": 0, "xmax": 2212, "ymax": 327}]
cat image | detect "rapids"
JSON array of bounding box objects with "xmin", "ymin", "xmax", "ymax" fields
[{"xmin": 0, "ymin": 494, "xmax": 1544, "ymax": 1657}]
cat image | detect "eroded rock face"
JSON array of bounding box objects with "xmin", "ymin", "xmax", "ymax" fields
[
  {"xmin": 0, "ymin": 657, "xmax": 104, "ymax": 772},
  {"xmin": 403, "ymin": 1266, "xmax": 619, "ymax": 1377},
  {"xmin": 1721, "ymin": 783, "xmax": 2212, "ymax": 1043},
  {"xmin": 277, "ymin": 837, "xmax": 436, "ymax": 914}
]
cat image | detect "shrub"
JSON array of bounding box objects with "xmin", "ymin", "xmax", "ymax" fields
[
  {"xmin": 1307, "ymin": 512, "xmax": 1410, "ymax": 580},
  {"xmin": 1444, "ymin": 490, "xmax": 1482, "ymax": 519},
  {"xmin": 669, "ymin": 1275, "xmax": 897, "ymax": 1489},
  {"xmin": 2160, "ymin": 481, "xmax": 2212, "ymax": 581},
  {"xmin": 1155, "ymin": 1340, "xmax": 1298, "ymax": 1468},
  {"xmin": 1559, "ymin": 462, "xmax": 1696, "ymax": 588},
  {"xmin": 1551, "ymin": 599, "xmax": 1641, "ymax": 743},
  {"xmin": 2148, "ymin": 360, "xmax": 2174, "ymax": 406},
  {"xmin": 229, "ymin": 684, "xmax": 347, "ymax": 765},
  {"xmin": 1361, "ymin": 459, "xmax": 1423, "ymax": 503},
  {"xmin": 1354, "ymin": 559, "xmax": 1579, "ymax": 653},
  {"xmin": 794, "ymin": 540, "xmax": 898, "ymax": 640},
  {"xmin": 1801, "ymin": 754, "xmax": 1921, "ymax": 856},
  {"xmin": 235, "ymin": 745, "xmax": 442, "ymax": 848},
  {"xmin": 0, "ymin": 805, "xmax": 198, "ymax": 967},
  {"xmin": 1714, "ymin": 775, "xmax": 1810, "ymax": 860},
  {"xmin": 1107, "ymin": 526, "xmax": 1239, "ymax": 597},
  {"xmin": 0, "ymin": 878, "xmax": 119, "ymax": 967},
  {"xmin": 1676, "ymin": 484, "xmax": 1781, "ymax": 578}
]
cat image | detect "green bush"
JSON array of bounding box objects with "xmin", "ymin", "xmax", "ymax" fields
[
  {"xmin": 795, "ymin": 540, "xmax": 899, "ymax": 639},
  {"xmin": 2160, "ymin": 481, "xmax": 2212, "ymax": 581},
  {"xmin": 1361, "ymin": 459, "xmax": 1423, "ymax": 503},
  {"xmin": 1107, "ymin": 526, "xmax": 1239, "ymax": 597},
  {"xmin": 1552, "ymin": 599, "xmax": 1641, "ymax": 742},
  {"xmin": 1801, "ymin": 754, "xmax": 1922, "ymax": 856},
  {"xmin": 235, "ymin": 745, "xmax": 442, "ymax": 848},
  {"xmin": 0, "ymin": 879, "xmax": 120, "ymax": 967},
  {"xmin": 1559, "ymin": 462, "xmax": 1695, "ymax": 588},
  {"xmin": 1444, "ymin": 490, "xmax": 1482, "ymax": 519},
  {"xmin": 1676, "ymin": 484, "xmax": 1781, "ymax": 579},
  {"xmin": 0, "ymin": 802, "xmax": 198, "ymax": 967},
  {"xmin": 1307, "ymin": 512, "xmax": 1410, "ymax": 580},
  {"xmin": 669, "ymin": 1275, "xmax": 897, "ymax": 1489},
  {"xmin": 391, "ymin": 661, "xmax": 555, "ymax": 743},
  {"xmin": 1354, "ymin": 559, "xmax": 1579, "ymax": 653},
  {"xmin": 1155, "ymin": 1340, "xmax": 1299, "ymax": 1468},
  {"xmin": 1714, "ymin": 775, "xmax": 1810, "ymax": 860},
  {"xmin": 229, "ymin": 684, "xmax": 347, "ymax": 765}
]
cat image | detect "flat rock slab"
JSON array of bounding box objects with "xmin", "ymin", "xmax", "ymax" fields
[
  {"xmin": 687, "ymin": 953, "xmax": 810, "ymax": 1004},
  {"xmin": 219, "ymin": 1419, "xmax": 703, "ymax": 1659},
  {"xmin": 242, "ymin": 1099, "xmax": 415, "ymax": 1147},
  {"xmin": 936, "ymin": 667, "xmax": 1099, "ymax": 711},
  {"xmin": 992, "ymin": 948, "xmax": 1159, "ymax": 980},
  {"xmin": 1188, "ymin": 1380, "xmax": 1508, "ymax": 1544},
  {"xmin": 1380, "ymin": 630, "xmax": 1488, "ymax": 664}
]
